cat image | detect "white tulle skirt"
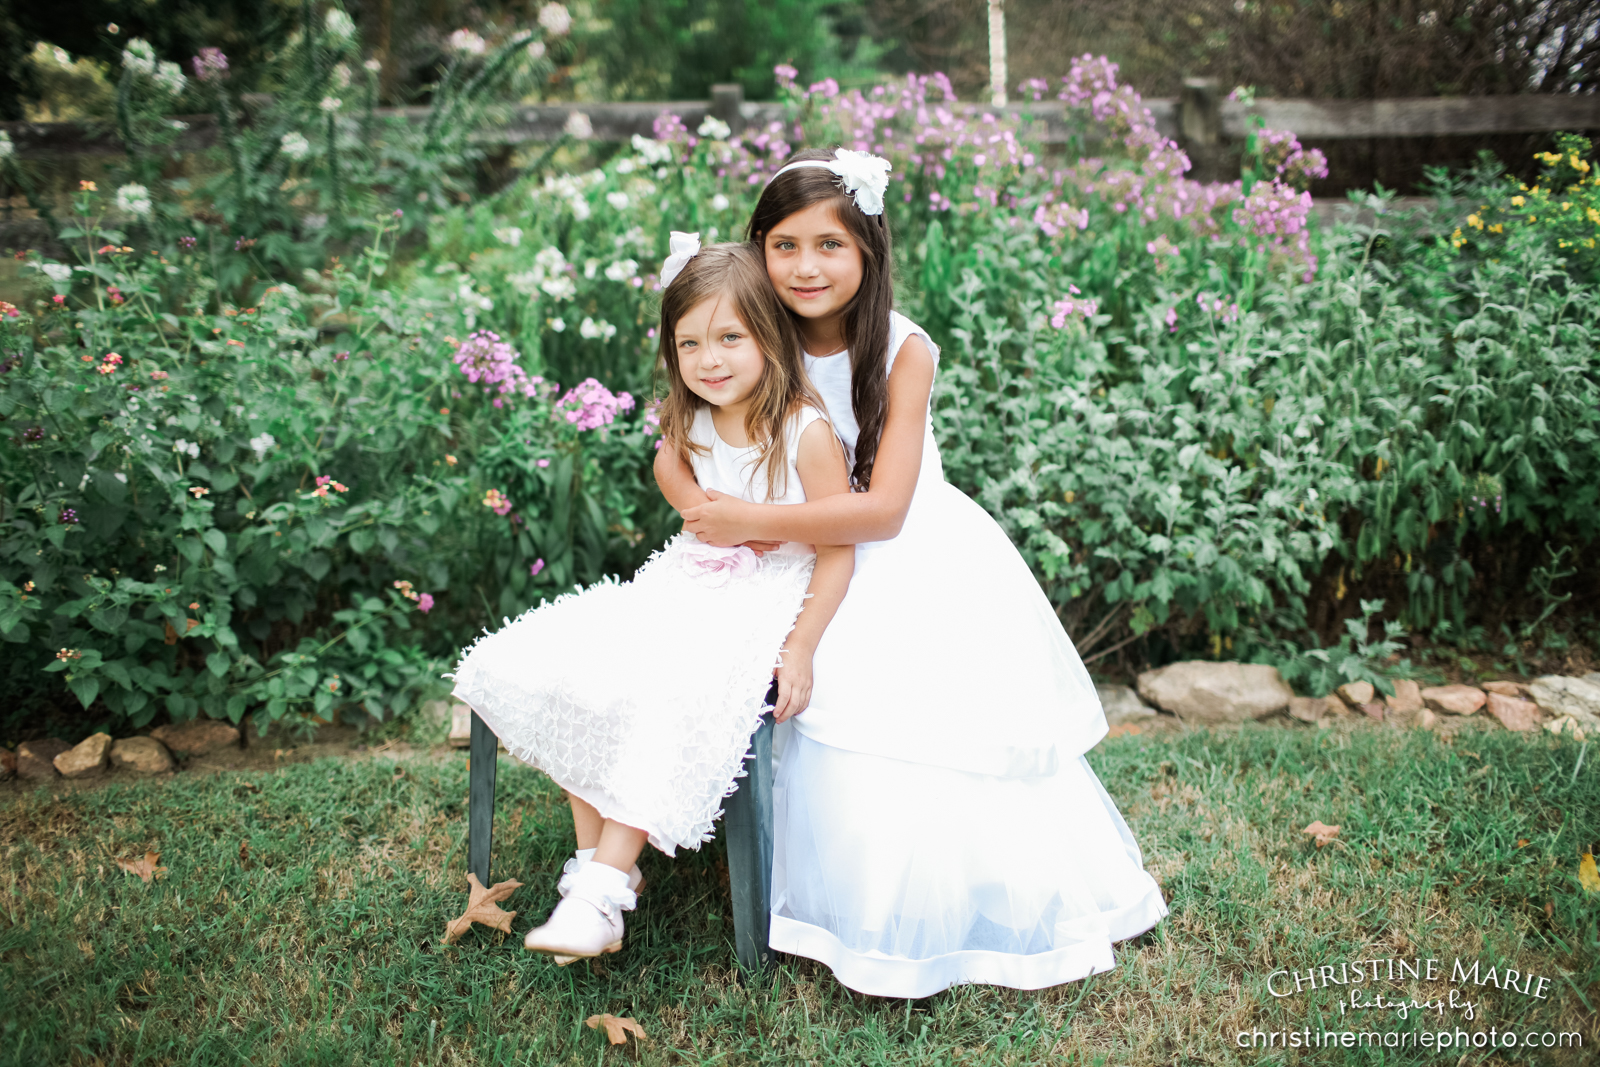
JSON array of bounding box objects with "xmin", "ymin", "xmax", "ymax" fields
[
  {"xmin": 770, "ymin": 727, "xmax": 1169, "ymax": 999},
  {"xmin": 450, "ymin": 534, "xmax": 814, "ymax": 856}
]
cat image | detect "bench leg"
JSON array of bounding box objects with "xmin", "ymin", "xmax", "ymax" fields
[
  {"xmin": 467, "ymin": 710, "xmax": 498, "ymax": 885},
  {"xmin": 723, "ymin": 711, "xmax": 775, "ymax": 973}
]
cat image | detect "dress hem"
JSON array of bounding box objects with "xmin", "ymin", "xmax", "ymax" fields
[{"xmin": 769, "ymin": 884, "xmax": 1170, "ymax": 999}]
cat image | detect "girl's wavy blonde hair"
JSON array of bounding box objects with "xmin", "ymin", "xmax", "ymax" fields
[{"xmin": 656, "ymin": 242, "xmax": 826, "ymax": 501}]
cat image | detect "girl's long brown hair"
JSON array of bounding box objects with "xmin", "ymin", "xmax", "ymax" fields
[
  {"xmin": 656, "ymin": 243, "xmax": 824, "ymax": 502},
  {"xmin": 746, "ymin": 147, "xmax": 894, "ymax": 489}
]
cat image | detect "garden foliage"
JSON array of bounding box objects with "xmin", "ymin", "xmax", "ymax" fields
[{"xmin": 2, "ymin": 42, "xmax": 1597, "ymax": 732}]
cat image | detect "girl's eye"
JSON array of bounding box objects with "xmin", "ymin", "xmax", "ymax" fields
[
  {"xmin": 822, "ymin": 240, "xmax": 841, "ymax": 250},
  {"xmin": 722, "ymin": 333, "xmax": 741, "ymax": 344},
  {"xmin": 775, "ymin": 240, "xmax": 795, "ymax": 251}
]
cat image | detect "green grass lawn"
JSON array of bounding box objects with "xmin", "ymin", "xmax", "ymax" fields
[{"xmin": 2, "ymin": 721, "xmax": 1596, "ymax": 1066}]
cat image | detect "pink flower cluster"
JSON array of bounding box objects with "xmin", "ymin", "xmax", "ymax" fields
[
  {"xmin": 1196, "ymin": 293, "xmax": 1241, "ymax": 324},
  {"xmin": 483, "ymin": 489, "xmax": 512, "ymax": 515},
  {"xmin": 1050, "ymin": 285, "xmax": 1099, "ymax": 328},
  {"xmin": 1253, "ymin": 128, "xmax": 1329, "ymax": 190},
  {"xmin": 192, "ymin": 47, "xmax": 229, "ymax": 82},
  {"xmin": 312, "ymin": 474, "xmax": 349, "ymax": 498},
  {"xmin": 453, "ymin": 330, "xmax": 547, "ymax": 406},
  {"xmin": 556, "ymin": 378, "xmax": 634, "ymax": 431},
  {"xmin": 1233, "ymin": 180, "xmax": 1317, "ymax": 281},
  {"xmin": 393, "ymin": 580, "xmax": 434, "ymax": 613}
]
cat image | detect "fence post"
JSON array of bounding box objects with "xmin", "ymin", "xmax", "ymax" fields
[
  {"xmin": 711, "ymin": 83, "xmax": 745, "ymax": 136},
  {"xmin": 1178, "ymin": 76, "xmax": 1225, "ymax": 182}
]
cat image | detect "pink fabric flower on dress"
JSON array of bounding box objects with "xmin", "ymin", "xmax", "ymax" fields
[{"xmin": 678, "ymin": 543, "xmax": 759, "ymax": 587}]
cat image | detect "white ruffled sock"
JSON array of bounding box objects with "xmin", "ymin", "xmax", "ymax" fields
[{"xmin": 569, "ymin": 860, "xmax": 637, "ymax": 912}]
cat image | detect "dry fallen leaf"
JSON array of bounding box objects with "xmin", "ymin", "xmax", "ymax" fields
[
  {"xmin": 116, "ymin": 851, "xmax": 167, "ymax": 883},
  {"xmin": 587, "ymin": 1014, "xmax": 647, "ymax": 1045},
  {"xmin": 1106, "ymin": 723, "xmax": 1143, "ymax": 738},
  {"xmin": 442, "ymin": 873, "xmax": 522, "ymax": 944},
  {"xmin": 1302, "ymin": 821, "xmax": 1341, "ymax": 848},
  {"xmin": 1580, "ymin": 852, "xmax": 1600, "ymax": 895}
]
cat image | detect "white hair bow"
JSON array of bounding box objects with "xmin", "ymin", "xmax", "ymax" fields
[
  {"xmin": 771, "ymin": 148, "xmax": 893, "ymax": 216},
  {"xmin": 659, "ymin": 231, "xmax": 701, "ymax": 289}
]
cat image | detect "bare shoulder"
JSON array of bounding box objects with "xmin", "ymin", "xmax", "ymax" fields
[
  {"xmin": 795, "ymin": 416, "xmax": 850, "ymax": 495},
  {"xmin": 887, "ymin": 334, "xmax": 934, "ymax": 403}
]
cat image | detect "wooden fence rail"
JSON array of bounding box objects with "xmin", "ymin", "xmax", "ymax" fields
[{"xmin": 4, "ymin": 81, "xmax": 1597, "ymax": 160}]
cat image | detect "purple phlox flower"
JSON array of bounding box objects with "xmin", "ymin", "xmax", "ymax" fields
[
  {"xmin": 192, "ymin": 47, "xmax": 229, "ymax": 82},
  {"xmin": 59, "ymin": 507, "xmax": 79, "ymax": 524},
  {"xmin": 529, "ymin": 558, "xmax": 545, "ymax": 577},
  {"xmin": 417, "ymin": 592, "xmax": 434, "ymax": 613},
  {"xmin": 556, "ymin": 377, "xmax": 631, "ymax": 431},
  {"xmin": 452, "ymin": 330, "xmax": 546, "ymax": 403},
  {"xmin": 1050, "ymin": 288, "xmax": 1098, "ymax": 329}
]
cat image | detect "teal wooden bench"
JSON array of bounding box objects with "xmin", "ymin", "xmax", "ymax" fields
[{"xmin": 467, "ymin": 706, "xmax": 776, "ymax": 971}]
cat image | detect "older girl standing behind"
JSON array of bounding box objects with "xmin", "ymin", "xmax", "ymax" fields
[{"xmin": 657, "ymin": 149, "xmax": 1168, "ymax": 998}]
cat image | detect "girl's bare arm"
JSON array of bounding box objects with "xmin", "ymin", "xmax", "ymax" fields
[
  {"xmin": 771, "ymin": 416, "xmax": 855, "ymax": 722},
  {"xmin": 680, "ymin": 336, "xmax": 935, "ymax": 547},
  {"xmin": 653, "ymin": 437, "xmax": 784, "ymax": 555}
]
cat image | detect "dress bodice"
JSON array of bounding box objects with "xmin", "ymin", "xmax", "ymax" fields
[
  {"xmin": 801, "ymin": 310, "xmax": 944, "ymax": 490},
  {"xmin": 688, "ymin": 404, "xmax": 825, "ymax": 556}
]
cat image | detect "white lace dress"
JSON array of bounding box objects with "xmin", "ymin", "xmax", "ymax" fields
[
  {"xmin": 769, "ymin": 312, "xmax": 1169, "ymax": 997},
  {"xmin": 450, "ymin": 405, "xmax": 826, "ymax": 856}
]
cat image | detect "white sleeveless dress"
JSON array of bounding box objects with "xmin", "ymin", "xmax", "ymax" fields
[
  {"xmin": 450, "ymin": 405, "xmax": 826, "ymax": 855},
  {"xmin": 769, "ymin": 312, "xmax": 1168, "ymax": 997}
]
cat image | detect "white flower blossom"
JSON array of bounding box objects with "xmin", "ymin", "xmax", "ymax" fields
[
  {"xmin": 332, "ymin": 63, "xmax": 351, "ymax": 89},
  {"xmin": 526, "ymin": 40, "xmax": 546, "ymax": 61},
  {"xmin": 579, "ymin": 317, "xmax": 617, "ymax": 341},
  {"xmin": 122, "ymin": 38, "xmax": 156, "ymax": 76},
  {"xmin": 697, "ymin": 116, "xmax": 732, "ymax": 141},
  {"xmin": 548, "ymin": 317, "xmax": 566, "ymax": 332},
  {"xmin": 40, "ymin": 263, "xmax": 73, "ymax": 283},
  {"xmin": 631, "ymin": 134, "xmax": 673, "ymax": 164},
  {"xmin": 249, "ymin": 432, "xmax": 276, "ymax": 459},
  {"xmin": 493, "ymin": 226, "xmax": 523, "ymax": 246},
  {"xmin": 538, "ymin": 3, "xmax": 573, "ymax": 35},
  {"xmin": 563, "ymin": 111, "xmax": 593, "ymax": 140},
  {"xmin": 447, "ymin": 29, "xmax": 487, "ymax": 55},
  {"xmin": 173, "ymin": 438, "xmax": 200, "ymax": 458},
  {"xmin": 152, "ymin": 60, "xmax": 187, "ymax": 95},
  {"xmin": 280, "ymin": 131, "xmax": 311, "ymax": 160},
  {"xmin": 457, "ymin": 282, "xmax": 493, "ymax": 311},
  {"xmin": 614, "ymin": 157, "xmax": 635, "ymax": 175},
  {"xmin": 535, "ymin": 246, "xmax": 568, "ymax": 271},
  {"xmin": 114, "ymin": 472, "xmax": 128, "ymax": 483},
  {"xmin": 325, "ymin": 10, "xmax": 357, "ymax": 39},
  {"xmin": 604, "ymin": 259, "xmax": 638, "ymax": 281},
  {"xmin": 364, "ymin": 58, "xmax": 383, "ymax": 73},
  {"xmin": 710, "ymin": 193, "xmax": 730, "ymax": 212},
  {"xmin": 540, "ymin": 275, "xmax": 576, "ymax": 301},
  {"xmin": 115, "ymin": 183, "xmax": 153, "ymax": 217},
  {"xmin": 319, "ymin": 96, "xmax": 342, "ymax": 112},
  {"xmin": 606, "ymin": 191, "xmax": 630, "ymax": 211},
  {"xmin": 583, "ymin": 258, "xmax": 599, "ymax": 279}
]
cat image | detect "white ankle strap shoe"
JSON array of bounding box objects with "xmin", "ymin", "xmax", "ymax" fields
[{"xmin": 525, "ymin": 863, "xmax": 636, "ymax": 962}]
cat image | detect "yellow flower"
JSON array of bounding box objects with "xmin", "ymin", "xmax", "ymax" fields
[
  {"xmin": 1467, "ymin": 214, "xmax": 1483, "ymax": 229},
  {"xmin": 1488, "ymin": 223, "xmax": 1503, "ymax": 234},
  {"xmin": 1511, "ymin": 196, "xmax": 1525, "ymax": 207}
]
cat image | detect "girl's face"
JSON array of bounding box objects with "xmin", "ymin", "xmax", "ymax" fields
[
  {"xmin": 762, "ymin": 201, "xmax": 865, "ymax": 326},
  {"xmin": 674, "ymin": 294, "xmax": 767, "ymax": 411}
]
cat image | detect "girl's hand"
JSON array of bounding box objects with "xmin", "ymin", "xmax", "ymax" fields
[
  {"xmin": 680, "ymin": 488, "xmax": 756, "ymax": 547},
  {"xmin": 771, "ymin": 649, "xmax": 814, "ymax": 723},
  {"xmin": 739, "ymin": 540, "xmax": 784, "ymax": 557}
]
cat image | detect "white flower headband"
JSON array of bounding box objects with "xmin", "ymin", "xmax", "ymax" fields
[
  {"xmin": 770, "ymin": 148, "xmax": 893, "ymax": 216},
  {"xmin": 658, "ymin": 231, "xmax": 700, "ymax": 289}
]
